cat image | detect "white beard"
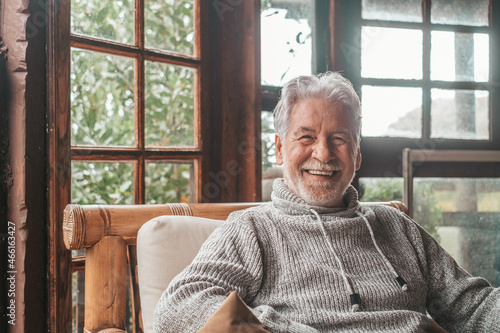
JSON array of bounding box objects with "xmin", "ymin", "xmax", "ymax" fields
[{"xmin": 283, "ymin": 168, "xmax": 353, "ymax": 207}]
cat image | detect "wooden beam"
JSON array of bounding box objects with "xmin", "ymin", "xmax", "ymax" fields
[
  {"xmin": 85, "ymin": 236, "xmax": 128, "ymax": 332},
  {"xmin": 48, "ymin": 0, "xmax": 73, "ymax": 330},
  {"xmin": 63, "ymin": 202, "xmax": 261, "ymax": 249},
  {"xmin": 200, "ymin": 0, "xmax": 262, "ymax": 203}
]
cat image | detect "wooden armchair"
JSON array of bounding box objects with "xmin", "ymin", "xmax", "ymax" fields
[{"xmin": 63, "ymin": 201, "xmax": 407, "ymax": 333}]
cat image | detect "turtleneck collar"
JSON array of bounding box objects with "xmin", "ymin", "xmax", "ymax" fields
[{"xmin": 270, "ymin": 178, "xmax": 362, "ymax": 217}]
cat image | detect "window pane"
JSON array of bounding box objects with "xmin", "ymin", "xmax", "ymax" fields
[
  {"xmin": 72, "ymin": 270, "xmax": 84, "ymax": 333},
  {"xmin": 145, "ymin": 0, "xmax": 195, "ymax": 55},
  {"xmin": 71, "ymin": 161, "xmax": 134, "ymax": 204},
  {"xmin": 262, "ymin": 111, "xmax": 277, "ymax": 171},
  {"xmin": 431, "ymin": 0, "xmax": 489, "ymax": 26},
  {"xmin": 71, "ymin": 0, "xmax": 134, "ymax": 44},
  {"xmin": 431, "ymin": 89, "xmax": 489, "ymax": 140},
  {"xmin": 261, "ymin": 0, "xmax": 314, "ymax": 86},
  {"xmin": 361, "ymin": 27, "xmax": 422, "ymax": 79},
  {"xmin": 362, "ymin": 0, "xmax": 422, "ymax": 22},
  {"xmin": 145, "ymin": 62, "xmax": 195, "ymax": 147},
  {"xmin": 413, "ymin": 178, "xmax": 500, "ymax": 287},
  {"xmin": 431, "ymin": 31, "xmax": 489, "ymax": 82},
  {"xmin": 145, "ymin": 161, "xmax": 193, "ymax": 204},
  {"xmin": 262, "ymin": 110, "xmax": 280, "ymax": 202},
  {"xmin": 361, "ymin": 86, "xmax": 422, "ymax": 138},
  {"xmin": 71, "ymin": 49, "xmax": 135, "ymax": 146},
  {"xmin": 359, "ymin": 178, "xmax": 404, "ymax": 202}
]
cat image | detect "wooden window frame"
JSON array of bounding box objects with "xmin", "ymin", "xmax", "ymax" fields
[
  {"xmin": 337, "ymin": 0, "xmax": 500, "ymax": 182},
  {"xmin": 48, "ymin": 0, "xmax": 262, "ymax": 331},
  {"xmin": 261, "ymin": 0, "xmax": 334, "ymax": 111},
  {"xmin": 56, "ymin": 2, "xmax": 203, "ymax": 331},
  {"xmin": 402, "ymin": 149, "xmax": 500, "ymax": 215},
  {"xmin": 69, "ymin": 0, "xmax": 202, "ymax": 205},
  {"xmin": 262, "ymin": 0, "xmax": 500, "ymax": 184}
]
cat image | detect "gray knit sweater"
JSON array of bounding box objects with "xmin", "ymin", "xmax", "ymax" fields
[{"xmin": 154, "ymin": 179, "xmax": 500, "ymax": 332}]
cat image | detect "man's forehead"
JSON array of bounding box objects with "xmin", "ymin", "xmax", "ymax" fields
[
  {"xmin": 293, "ymin": 126, "xmax": 315, "ymax": 134},
  {"xmin": 291, "ymin": 100, "xmax": 350, "ymax": 118}
]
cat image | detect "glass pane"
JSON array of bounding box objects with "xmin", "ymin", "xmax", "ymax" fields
[
  {"xmin": 431, "ymin": 31, "xmax": 489, "ymax": 82},
  {"xmin": 72, "ymin": 270, "xmax": 85, "ymax": 333},
  {"xmin": 145, "ymin": 161, "xmax": 193, "ymax": 204},
  {"xmin": 361, "ymin": 86, "xmax": 422, "ymax": 138},
  {"xmin": 145, "ymin": 62, "xmax": 195, "ymax": 147},
  {"xmin": 262, "ymin": 110, "xmax": 281, "ymax": 201},
  {"xmin": 261, "ymin": 0, "xmax": 314, "ymax": 86},
  {"xmin": 71, "ymin": 161, "xmax": 134, "ymax": 204},
  {"xmin": 71, "ymin": 0, "xmax": 134, "ymax": 44},
  {"xmin": 145, "ymin": 0, "xmax": 195, "ymax": 55},
  {"xmin": 262, "ymin": 111, "xmax": 277, "ymax": 172},
  {"xmin": 431, "ymin": 89, "xmax": 489, "ymax": 140},
  {"xmin": 413, "ymin": 178, "xmax": 500, "ymax": 287},
  {"xmin": 431, "ymin": 0, "xmax": 489, "ymax": 26},
  {"xmin": 361, "ymin": 27, "xmax": 422, "ymax": 79},
  {"xmin": 359, "ymin": 178, "xmax": 404, "ymax": 202},
  {"xmin": 71, "ymin": 49, "xmax": 135, "ymax": 146},
  {"xmin": 362, "ymin": 0, "xmax": 422, "ymax": 22}
]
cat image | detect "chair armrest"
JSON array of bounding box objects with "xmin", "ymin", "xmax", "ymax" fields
[{"xmin": 63, "ymin": 202, "xmax": 260, "ymax": 250}]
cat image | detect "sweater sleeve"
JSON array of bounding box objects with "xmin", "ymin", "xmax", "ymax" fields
[
  {"xmin": 153, "ymin": 215, "xmax": 319, "ymax": 333},
  {"xmin": 413, "ymin": 222, "xmax": 500, "ymax": 332}
]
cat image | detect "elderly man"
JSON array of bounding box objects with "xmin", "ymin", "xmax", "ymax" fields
[{"xmin": 154, "ymin": 72, "xmax": 499, "ymax": 332}]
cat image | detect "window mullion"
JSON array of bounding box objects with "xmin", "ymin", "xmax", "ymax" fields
[
  {"xmin": 136, "ymin": 55, "xmax": 146, "ymax": 204},
  {"xmin": 422, "ymin": 0, "xmax": 431, "ymax": 139},
  {"xmin": 136, "ymin": 0, "xmax": 145, "ymax": 49},
  {"xmin": 136, "ymin": 0, "xmax": 145, "ymax": 204},
  {"xmin": 136, "ymin": 155, "xmax": 145, "ymax": 204}
]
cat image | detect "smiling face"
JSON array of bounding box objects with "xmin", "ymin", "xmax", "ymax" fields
[{"xmin": 275, "ymin": 98, "xmax": 361, "ymax": 207}]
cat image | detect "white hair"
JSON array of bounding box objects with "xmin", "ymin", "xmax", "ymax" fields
[{"xmin": 273, "ymin": 72, "xmax": 361, "ymax": 143}]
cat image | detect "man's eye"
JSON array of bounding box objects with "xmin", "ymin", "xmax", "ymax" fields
[
  {"xmin": 333, "ymin": 137, "xmax": 347, "ymax": 144},
  {"xmin": 299, "ymin": 136, "xmax": 314, "ymax": 142}
]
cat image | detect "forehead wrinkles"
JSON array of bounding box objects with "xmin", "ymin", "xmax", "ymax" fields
[
  {"xmin": 286, "ymin": 99, "xmax": 358, "ymax": 142},
  {"xmin": 292, "ymin": 127, "xmax": 351, "ymax": 137},
  {"xmin": 292, "ymin": 127, "xmax": 314, "ymax": 135},
  {"xmin": 293, "ymin": 99, "xmax": 351, "ymax": 121}
]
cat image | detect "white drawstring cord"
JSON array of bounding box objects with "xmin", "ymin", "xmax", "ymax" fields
[
  {"xmin": 310, "ymin": 209, "xmax": 361, "ymax": 312},
  {"xmin": 356, "ymin": 211, "xmax": 408, "ymax": 291}
]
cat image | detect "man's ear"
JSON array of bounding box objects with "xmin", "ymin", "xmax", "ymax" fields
[
  {"xmin": 355, "ymin": 147, "xmax": 362, "ymax": 171},
  {"xmin": 275, "ymin": 134, "xmax": 283, "ymax": 166}
]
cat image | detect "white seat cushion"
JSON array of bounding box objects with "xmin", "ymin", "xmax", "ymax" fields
[{"xmin": 137, "ymin": 215, "xmax": 224, "ymax": 333}]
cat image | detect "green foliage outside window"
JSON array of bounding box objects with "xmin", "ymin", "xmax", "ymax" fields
[
  {"xmin": 413, "ymin": 181, "xmax": 444, "ymax": 240},
  {"xmin": 360, "ymin": 178, "xmax": 404, "ymax": 202},
  {"xmin": 145, "ymin": 62, "xmax": 195, "ymax": 147},
  {"xmin": 70, "ymin": 0, "xmax": 196, "ymax": 207},
  {"xmin": 71, "ymin": 162, "xmax": 135, "ymax": 205},
  {"xmin": 71, "ymin": 50, "xmax": 135, "ymax": 147},
  {"xmin": 71, "ymin": 0, "xmax": 135, "ymax": 43},
  {"xmin": 145, "ymin": 0, "xmax": 195, "ymax": 54},
  {"xmin": 360, "ymin": 178, "xmax": 443, "ymax": 239},
  {"xmin": 261, "ymin": 111, "xmax": 277, "ymax": 171},
  {"xmin": 70, "ymin": 0, "xmax": 196, "ymax": 331},
  {"xmin": 146, "ymin": 162, "xmax": 192, "ymax": 204}
]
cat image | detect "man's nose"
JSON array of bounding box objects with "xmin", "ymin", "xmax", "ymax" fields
[{"xmin": 311, "ymin": 139, "xmax": 335, "ymax": 163}]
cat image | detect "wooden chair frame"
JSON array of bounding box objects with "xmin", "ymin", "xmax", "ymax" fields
[{"xmin": 63, "ymin": 201, "xmax": 407, "ymax": 333}]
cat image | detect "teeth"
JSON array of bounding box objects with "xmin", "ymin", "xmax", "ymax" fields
[{"xmin": 307, "ymin": 170, "xmax": 335, "ymax": 176}]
